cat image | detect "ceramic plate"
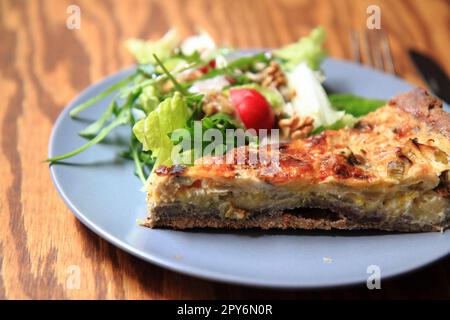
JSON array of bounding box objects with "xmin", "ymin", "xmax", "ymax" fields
[{"xmin": 49, "ymin": 57, "xmax": 450, "ymax": 288}]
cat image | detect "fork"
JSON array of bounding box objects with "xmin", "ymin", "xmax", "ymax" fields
[{"xmin": 350, "ymin": 30, "xmax": 396, "ymax": 75}]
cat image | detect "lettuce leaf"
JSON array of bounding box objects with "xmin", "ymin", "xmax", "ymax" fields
[
  {"xmin": 273, "ymin": 27, "xmax": 327, "ymax": 70},
  {"xmin": 132, "ymin": 92, "xmax": 190, "ymax": 172},
  {"xmin": 125, "ymin": 29, "xmax": 180, "ymax": 64},
  {"xmin": 137, "ymin": 85, "xmax": 160, "ymax": 114},
  {"xmin": 312, "ymin": 113, "xmax": 358, "ymax": 134}
]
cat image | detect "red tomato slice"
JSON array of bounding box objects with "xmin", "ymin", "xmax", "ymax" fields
[{"xmin": 230, "ymin": 88, "xmax": 275, "ymax": 131}]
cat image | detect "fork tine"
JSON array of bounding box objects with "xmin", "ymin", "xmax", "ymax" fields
[
  {"xmin": 363, "ymin": 30, "xmax": 373, "ymax": 67},
  {"xmin": 372, "ymin": 32, "xmax": 384, "ymax": 70},
  {"xmin": 379, "ymin": 31, "xmax": 396, "ymax": 75},
  {"xmin": 350, "ymin": 30, "xmax": 361, "ymax": 63}
]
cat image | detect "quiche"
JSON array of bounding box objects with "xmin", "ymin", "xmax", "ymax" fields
[{"xmin": 144, "ymin": 89, "xmax": 450, "ymax": 232}]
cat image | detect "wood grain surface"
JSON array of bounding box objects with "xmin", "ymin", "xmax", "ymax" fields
[{"xmin": 0, "ymin": 0, "xmax": 449, "ymax": 299}]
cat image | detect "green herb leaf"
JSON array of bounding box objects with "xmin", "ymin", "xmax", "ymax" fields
[
  {"xmin": 125, "ymin": 29, "xmax": 180, "ymax": 64},
  {"xmin": 328, "ymin": 94, "xmax": 386, "ymax": 117},
  {"xmin": 273, "ymin": 27, "xmax": 327, "ymax": 70},
  {"xmin": 78, "ymin": 100, "xmax": 117, "ymax": 138},
  {"xmin": 133, "ymin": 92, "xmax": 190, "ymax": 171},
  {"xmin": 312, "ymin": 113, "xmax": 359, "ymax": 135},
  {"xmin": 69, "ymin": 75, "xmax": 135, "ymax": 117},
  {"xmin": 136, "ymin": 85, "xmax": 160, "ymax": 114},
  {"xmin": 47, "ymin": 109, "xmax": 131, "ymax": 162},
  {"xmin": 197, "ymin": 52, "xmax": 269, "ymax": 81},
  {"xmin": 152, "ymin": 54, "xmax": 188, "ymax": 95},
  {"xmin": 171, "ymin": 112, "xmax": 244, "ymax": 164},
  {"xmin": 130, "ymin": 137, "xmax": 147, "ymax": 184},
  {"xmin": 226, "ymin": 52, "xmax": 269, "ymax": 69}
]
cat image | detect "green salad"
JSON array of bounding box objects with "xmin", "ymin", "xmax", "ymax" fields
[{"xmin": 47, "ymin": 27, "xmax": 385, "ymax": 185}]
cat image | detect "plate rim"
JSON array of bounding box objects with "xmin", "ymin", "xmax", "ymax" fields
[{"xmin": 48, "ymin": 57, "xmax": 450, "ymax": 289}]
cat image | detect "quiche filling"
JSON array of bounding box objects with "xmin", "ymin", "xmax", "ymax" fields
[{"xmin": 152, "ymin": 178, "xmax": 448, "ymax": 226}]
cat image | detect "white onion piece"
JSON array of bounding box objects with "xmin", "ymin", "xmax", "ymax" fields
[
  {"xmin": 287, "ymin": 63, "xmax": 344, "ymax": 128},
  {"xmin": 188, "ymin": 75, "xmax": 230, "ymax": 94},
  {"xmin": 181, "ymin": 32, "xmax": 216, "ymax": 58}
]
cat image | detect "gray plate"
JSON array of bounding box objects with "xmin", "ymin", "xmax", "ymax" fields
[{"xmin": 49, "ymin": 58, "xmax": 450, "ymax": 288}]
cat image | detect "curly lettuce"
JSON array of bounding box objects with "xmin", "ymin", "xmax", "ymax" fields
[
  {"xmin": 136, "ymin": 85, "xmax": 160, "ymax": 114},
  {"xmin": 133, "ymin": 92, "xmax": 190, "ymax": 171},
  {"xmin": 125, "ymin": 29, "xmax": 180, "ymax": 64},
  {"xmin": 273, "ymin": 27, "xmax": 327, "ymax": 70}
]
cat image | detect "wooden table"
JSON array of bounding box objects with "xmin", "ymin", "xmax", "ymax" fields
[{"xmin": 1, "ymin": 0, "xmax": 449, "ymax": 299}]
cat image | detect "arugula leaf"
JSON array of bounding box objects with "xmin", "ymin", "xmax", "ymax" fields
[
  {"xmin": 78, "ymin": 100, "xmax": 117, "ymax": 138},
  {"xmin": 171, "ymin": 113, "xmax": 246, "ymax": 165},
  {"xmin": 69, "ymin": 74, "xmax": 135, "ymax": 117},
  {"xmin": 130, "ymin": 136, "xmax": 148, "ymax": 184},
  {"xmin": 273, "ymin": 27, "xmax": 327, "ymax": 70},
  {"xmin": 226, "ymin": 52, "xmax": 269, "ymax": 69},
  {"xmin": 47, "ymin": 108, "xmax": 131, "ymax": 162},
  {"xmin": 197, "ymin": 52, "xmax": 269, "ymax": 81},
  {"xmin": 328, "ymin": 94, "xmax": 386, "ymax": 117},
  {"xmin": 152, "ymin": 54, "xmax": 188, "ymax": 95}
]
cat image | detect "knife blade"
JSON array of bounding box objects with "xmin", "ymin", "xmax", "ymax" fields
[{"xmin": 409, "ymin": 49, "xmax": 450, "ymax": 104}]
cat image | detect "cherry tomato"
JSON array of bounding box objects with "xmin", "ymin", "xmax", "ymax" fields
[
  {"xmin": 199, "ymin": 59, "xmax": 216, "ymax": 73},
  {"xmin": 230, "ymin": 88, "xmax": 275, "ymax": 130}
]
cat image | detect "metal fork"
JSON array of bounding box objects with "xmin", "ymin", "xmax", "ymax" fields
[{"xmin": 350, "ymin": 30, "xmax": 396, "ymax": 75}]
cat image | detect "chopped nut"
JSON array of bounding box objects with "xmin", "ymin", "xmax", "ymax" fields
[
  {"xmin": 278, "ymin": 114, "xmax": 314, "ymax": 140},
  {"xmin": 162, "ymin": 69, "xmax": 203, "ymax": 93},
  {"xmin": 245, "ymin": 71, "xmax": 264, "ymax": 82},
  {"xmin": 202, "ymin": 92, "xmax": 235, "ymax": 116},
  {"xmin": 261, "ymin": 61, "xmax": 287, "ymax": 89}
]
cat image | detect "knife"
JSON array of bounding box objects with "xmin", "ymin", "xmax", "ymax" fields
[{"xmin": 409, "ymin": 49, "xmax": 450, "ymax": 104}]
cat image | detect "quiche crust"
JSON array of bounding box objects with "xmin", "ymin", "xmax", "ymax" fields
[{"xmin": 145, "ymin": 88, "xmax": 450, "ymax": 232}]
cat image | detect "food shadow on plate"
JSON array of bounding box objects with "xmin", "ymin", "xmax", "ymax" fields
[
  {"xmin": 169, "ymin": 226, "xmax": 399, "ymax": 238},
  {"xmin": 67, "ymin": 115, "xmax": 94, "ymax": 123},
  {"xmin": 48, "ymin": 155, "xmax": 126, "ymax": 167},
  {"xmin": 94, "ymin": 134, "xmax": 129, "ymax": 146}
]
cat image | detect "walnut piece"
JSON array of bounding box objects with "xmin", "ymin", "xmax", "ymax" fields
[
  {"xmin": 261, "ymin": 61, "xmax": 287, "ymax": 89},
  {"xmin": 202, "ymin": 92, "xmax": 235, "ymax": 116},
  {"xmin": 162, "ymin": 69, "xmax": 203, "ymax": 93},
  {"xmin": 278, "ymin": 114, "xmax": 314, "ymax": 140}
]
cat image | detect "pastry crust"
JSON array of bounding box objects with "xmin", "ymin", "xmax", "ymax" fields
[
  {"xmin": 143, "ymin": 206, "xmax": 448, "ymax": 232},
  {"xmin": 389, "ymin": 88, "xmax": 450, "ymax": 138},
  {"xmin": 145, "ymin": 88, "xmax": 450, "ymax": 232}
]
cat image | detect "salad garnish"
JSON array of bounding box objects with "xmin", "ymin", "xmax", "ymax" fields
[{"xmin": 47, "ymin": 27, "xmax": 385, "ymax": 185}]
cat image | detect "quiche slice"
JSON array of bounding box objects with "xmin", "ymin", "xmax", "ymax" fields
[{"xmin": 144, "ymin": 89, "xmax": 450, "ymax": 232}]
